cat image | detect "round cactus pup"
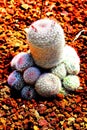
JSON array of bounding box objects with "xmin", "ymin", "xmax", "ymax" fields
[
  {"xmin": 7, "ymin": 70, "xmax": 24, "ymax": 90},
  {"xmin": 64, "ymin": 59, "xmax": 80, "ymax": 75},
  {"xmin": 25, "ymin": 18, "xmax": 65, "ymax": 68},
  {"xmin": 63, "ymin": 45, "xmax": 80, "ymax": 63},
  {"xmin": 21, "ymin": 86, "xmax": 36, "ymax": 100},
  {"xmin": 11, "ymin": 52, "xmax": 25, "ymax": 69},
  {"xmin": 23, "ymin": 67, "xmax": 41, "ymax": 85},
  {"xmin": 15, "ymin": 52, "xmax": 34, "ymax": 72},
  {"xmin": 35, "ymin": 73, "xmax": 62, "ymax": 97},
  {"xmin": 62, "ymin": 45, "xmax": 80, "ymax": 75},
  {"xmin": 51, "ymin": 62, "xmax": 67, "ymax": 79},
  {"xmin": 63, "ymin": 75, "xmax": 80, "ymax": 91}
]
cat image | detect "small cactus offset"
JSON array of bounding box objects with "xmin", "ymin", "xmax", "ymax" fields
[
  {"xmin": 7, "ymin": 70, "xmax": 24, "ymax": 90},
  {"xmin": 35, "ymin": 73, "xmax": 62, "ymax": 97},
  {"xmin": 62, "ymin": 45, "xmax": 80, "ymax": 75},
  {"xmin": 51, "ymin": 63, "xmax": 67, "ymax": 79},
  {"xmin": 63, "ymin": 75, "xmax": 80, "ymax": 91},
  {"xmin": 23, "ymin": 67, "xmax": 41, "ymax": 85},
  {"xmin": 11, "ymin": 52, "xmax": 34, "ymax": 72},
  {"xmin": 7, "ymin": 18, "xmax": 80, "ymax": 99},
  {"xmin": 21, "ymin": 86, "xmax": 36, "ymax": 100}
]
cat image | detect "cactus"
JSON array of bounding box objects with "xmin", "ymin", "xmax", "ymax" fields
[
  {"xmin": 51, "ymin": 62, "xmax": 67, "ymax": 79},
  {"xmin": 7, "ymin": 70, "xmax": 24, "ymax": 90},
  {"xmin": 23, "ymin": 67, "xmax": 41, "ymax": 85},
  {"xmin": 63, "ymin": 75, "xmax": 80, "ymax": 91},
  {"xmin": 11, "ymin": 52, "xmax": 34, "ymax": 72},
  {"xmin": 21, "ymin": 86, "xmax": 36, "ymax": 100},
  {"xmin": 25, "ymin": 18, "xmax": 65, "ymax": 68},
  {"xmin": 62, "ymin": 45, "xmax": 80, "ymax": 75},
  {"xmin": 35, "ymin": 73, "xmax": 62, "ymax": 97}
]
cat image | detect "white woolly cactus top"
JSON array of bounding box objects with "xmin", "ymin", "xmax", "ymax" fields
[
  {"xmin": 35, "ymin": 73, "xmax": 62, "ymax": 97},
  {"xmin": 25, "ymin": 18, "xmax": 65, "ymax": 68},
  {"xmin": 62, "ymin": 45, "xmax": 80, "ymax": 75},
  {"xmin": 62, "ymin": 45, "xmax": 80, "ymax": 63},
  {"xmin": 27, "ymin": 18, "xmax": 65, "ymax": 46}
]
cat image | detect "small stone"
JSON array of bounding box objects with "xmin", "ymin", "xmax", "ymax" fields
[
  {"xmin": 2, "ymin": 105, "xmax": 9, "ymax": 110},
  {"xmin": 21, "ymin": 4, "xmax": 29, "ymax": 9},
  {"xmin": 58, "ymin": 114, "xmax": 64, "ymax": 119},
  {"xmin": 33, "ymin": 125, "xmax": 39, "ymax": 130},
  {"xmin": 64, "ymin": 112, "xmax": 71, "ymax": 118},
  {"xmin": 76, "ymin": 118, "xmax": 83, "ymax": 123},
  {"xmin": 56, "ymin": 93, "xmax": 64, "ymax": 100},
  {"xmin": 0, "ymin": 110, "xmax": 6, "ymax": 117},
  {"xmin": 0, "ymin": 118, "xmax": 6, "ymax": 124},
  {"xmin": 38, "ymin": 118, "xmax": 48, "ymax": 126},
  {"xmin": 67, "ymin": 117, "xmax": 75, "ymax": 125},
  {"xmin": 74, "ymin": 106, "xmax": 81, "ymax": 113},
  {"xmin": 75, "ymin": 96, "xmax": 81, "ymax": 103},
  {"xmin": 18, "ymin": 115, "xmax": 24, "ymax": 120},
  {"xmin": 12, "ymin": 115, "xmax": 18, "ymax": 121},
  {"xmin": 38, "ymin": 104, "xmax": 47, "ymax": 114},
  {"xmin": 74, "ymin": 123, "xmax": 80, "ymax": 129},
  {"xmin": 65, "ymin": 128, "xmax": 73, "ymax": 130},
  {"xmin": 34, "ymin": 110, "xmax": 40, "ymax": 120},
  {"xmin": 84, "ymin": 117, "xmax": 87, "ymax": 123},
  {"xmin": 65, "ymin": 107, "xmax": 72, "ymax": 112}
]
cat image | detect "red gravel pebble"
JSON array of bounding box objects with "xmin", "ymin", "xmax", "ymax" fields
[{"xmin": 38, "ymin": 118, "xmax": 48, "ymax": 126}]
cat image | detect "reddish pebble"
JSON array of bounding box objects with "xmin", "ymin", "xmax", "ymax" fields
[
  {"xmin": 50, "ymin": 112, "xmax": 56, "ymax": 117},
  {"xmin": 74, "ymin": 106, "xmax": 81, "ymax": 113},
  {"xmin": 57, "ymin": 93, "xmax": 64, "ymax": 100},
  {"xmin": 65, "ymin": 107, "xmax": 72, "ymax": 112},
  {"xmin": 74, "ymin": 123, "xmax": 80, "ymax": 129},
  {"xmin": 75, "ymin": 96, "xmax": 81, "ymax": 103},
  {"xmin": 38, "ymin": 118, "xmax": 48, "ymax": 126},
  {"xmin": 76, "ymin": 117, "xmax": 83, "ymax": 123}
]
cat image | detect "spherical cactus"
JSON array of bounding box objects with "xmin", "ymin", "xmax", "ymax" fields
[
  {"xmin": 35, "ymin": 73, "xmax": 62, "ymax": 97},
  {"xmin": 11, "ymin": 52, "xmax": 34, "ymax": 72},
  {"xmin": 51, "ymin": 63, "xmax": 67, "ymax": 79},
  {"xmin": 63, "ymin": 75, "xmax": 80, "ymax": 91},
  {"xmin": 21, "ymin": 86, "xmax": 36, "ymax": 100},
  {"xmin": 25, "ymin": 18, "xmax": 65, "ymax": 68},
  {"xmin": 11, "ymin": 52, "xmax": 25, "ymax": 69},
  {"xmin": 64, "ymin": 59, "xmax": 80, "ymax": 75},
  {"xmin": 7, "ymin": 70, "xmax": 24, "ymax": 90},
  {"xmin": 15, "ymin": 52, "xmax": 34, "ymax": 72},
  {"xmin": 63, "ymin": 45, "xmax": 80, "ymax": 63},
  {"xmin": 23, "ymin": 67, "xmax": 41, "ymax": 85},
  {"xmin": 62, "ymin": 45, "xmax": 80, "ymax": 75}
]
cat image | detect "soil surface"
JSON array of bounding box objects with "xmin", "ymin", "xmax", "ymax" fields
[{"xmin": 0, "ymin": 0, "xmax": 87, "ymax": 129}]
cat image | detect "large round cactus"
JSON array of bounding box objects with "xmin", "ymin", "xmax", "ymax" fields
[{"xmin": 25, "ymin": 18, "xmax": 65, "ymax": 68}]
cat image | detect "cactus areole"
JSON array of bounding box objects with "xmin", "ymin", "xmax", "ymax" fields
[{"xmin": 26, "ymin": 19, "xmax": 65, "ymax": 69}]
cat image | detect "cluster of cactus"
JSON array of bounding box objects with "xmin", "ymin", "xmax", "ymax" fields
[{"xmin": 7, "ymin": 19, "xmax": 80, "ymax": 100}]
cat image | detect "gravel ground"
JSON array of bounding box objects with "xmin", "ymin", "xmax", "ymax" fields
[{"xmin": 0, "ymin": 0, "xmax": 87, "ymax": 129}]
